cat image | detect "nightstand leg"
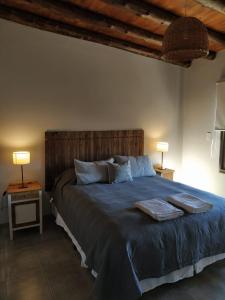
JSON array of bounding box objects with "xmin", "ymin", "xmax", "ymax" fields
[
  {"xmin": 39, "ymin": 191, "xmax": 43, "ymax": 234},
  {"xmin": 8, "ymin": 195, "xmax": 13, "ymax": 240}
]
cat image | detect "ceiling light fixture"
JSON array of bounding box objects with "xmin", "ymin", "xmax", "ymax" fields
[{"xmin": 162, "ymin": 1, "xmax": 209, "ymax": 62}]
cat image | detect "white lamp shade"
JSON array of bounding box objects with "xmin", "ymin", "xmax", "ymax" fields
[
  {"xmin": 156, "ymin": 142, "xmax": 169, "ymax": 153},
  {"xmin": 13, "ymin": 151, "xmax": 30, "ymax": 165}
]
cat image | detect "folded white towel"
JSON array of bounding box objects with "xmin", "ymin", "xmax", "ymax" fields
[
  {"xmin": 167, "ymin": 193, "xmax": 213, "ymax": 213},
  {"xmin": 135, "ymin": 198, "xmax": 184, "ymax": 222}
]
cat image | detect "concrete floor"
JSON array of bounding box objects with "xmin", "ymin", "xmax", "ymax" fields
[{"xmin": 1, "ymin": 216, "xmax": 225, "ymax": 300}]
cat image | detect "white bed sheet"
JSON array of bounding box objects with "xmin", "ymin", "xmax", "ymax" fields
[{"xmin": 54, "ymin": 207, "xmax": 225, "ymax": 294}]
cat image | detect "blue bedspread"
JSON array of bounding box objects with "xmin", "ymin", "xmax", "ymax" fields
[{"xmin": 53, "ymin": 174, "xmax": 225, "ymax": 300}]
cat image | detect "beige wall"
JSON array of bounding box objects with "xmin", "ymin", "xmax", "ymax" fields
[
  {"xmin": 0, "ymin": 19, "xmax": 182, "ymax": 223},
  {"xmin": 181, "ymin": 51, "xmax": 225, "ymax": 195},
  {"xmin": 3, "ymin": 19, "xmax": 225, "ymax": 225}
]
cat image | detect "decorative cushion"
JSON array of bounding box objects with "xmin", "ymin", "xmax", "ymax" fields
[
  {"xmin": 107, "ymin": 161, "xmax": 133, "ymax": 184},
  {"xmin": 74, "ymin": 158, "xmax": 114, "ymax": 185},
  {"xmin": 114, "ymin": 155, "xmax": 156, "ymax": 178}
]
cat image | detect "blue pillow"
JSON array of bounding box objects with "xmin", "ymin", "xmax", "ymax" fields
[
  {"xmin": 107, "ymin": 161, "xmax": 133, "ymax": 184},
  {"xmin": 114, "ymin": 155, "xmax": 156, "ymax": 178},
  {"xmin": 74, "ymin": 158, "xmax": 114, "ymax": 185}
]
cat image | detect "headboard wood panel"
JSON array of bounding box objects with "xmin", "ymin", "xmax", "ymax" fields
[{"xmin": 45, "ymin": 129, "xmax": 144, "ymax": 191}]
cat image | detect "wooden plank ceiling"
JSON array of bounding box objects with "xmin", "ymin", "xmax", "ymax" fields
[{"xmin": 0, "ymin": 0, "xmax": 225, "ymax": 67}]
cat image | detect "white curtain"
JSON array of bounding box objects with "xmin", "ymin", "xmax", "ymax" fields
[{"xmin": 215, "ymin": 81, "xmax": 225, "ymax": 131}]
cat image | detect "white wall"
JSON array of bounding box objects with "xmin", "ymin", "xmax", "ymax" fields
[
  {"xmin": 181, "ymin": 51, "xmax": 225, "ymax": 196},
  {"xmin": 0, "ymin": 19, "xmax": 182, "ymax": 223}
]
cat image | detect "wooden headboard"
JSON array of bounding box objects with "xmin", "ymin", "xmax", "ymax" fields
[{"xmin": 45, "ymin": 129, "xmax": 144, "ymax": 191}]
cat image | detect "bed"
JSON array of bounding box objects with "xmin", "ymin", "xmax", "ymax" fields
[{"xmin": 45, "ymin": 129, "xmax": 225, "ymax": 300}]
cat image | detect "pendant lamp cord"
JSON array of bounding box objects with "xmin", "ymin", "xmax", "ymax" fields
[{"xmin": 185, "ymin": 0, "xmax": 187, "ymax": 17}]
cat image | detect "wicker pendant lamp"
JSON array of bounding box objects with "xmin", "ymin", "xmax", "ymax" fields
[{"xmin": 162, "ymin": 14, "xmax": 209, "ymax": 62}]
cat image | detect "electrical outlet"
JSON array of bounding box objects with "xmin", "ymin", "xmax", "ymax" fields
[{"xmin": 206, "ymin": 132, "xmax": 212, "ymax": 142}]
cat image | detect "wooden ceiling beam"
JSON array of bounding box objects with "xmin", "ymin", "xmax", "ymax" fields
[
  {"xmin": 0, "ymin": 0, "xmax": 164, "ymax": 50},
  {"xmin": 195, "ymin": 0, "xmax": 225, "ymax": 15},
  {"xmin": 73, "ymin": 0, "xmax": 225, "ymax": 52},
  {"xmin": 143, "ymin": 0, "xmax": 225, "ymax": 46},
  {"xmin": 100, "ymin": 0, "xmax": 175, "ymax": 24},
  {"xmin": 0, "ymin": 4, "xmax": 191, "ymax": 68},
  {"xmin": 0, "ymin": 0, "xmax": 217, "ymax": 65}
]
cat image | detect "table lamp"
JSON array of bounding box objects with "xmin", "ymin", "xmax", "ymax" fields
[
  {"xmin": 156, "ymin": 142, "xmax": 169, "ymax": 170},
  {"xmin": 13, "ymin": 151, "xmax": 30, "ymax": 188}
]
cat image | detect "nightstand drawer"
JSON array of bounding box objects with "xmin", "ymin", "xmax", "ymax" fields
[
  {"xmin": 162, "ymin": 172, "xmax": 174, "ymax": 180},
  {"xmin": 12, "ymin": 200, "xmax": 40, "ymax": 228},
  {"xmin": 11, "ymin": 191, "xmax": 39, "ymax": 201}
]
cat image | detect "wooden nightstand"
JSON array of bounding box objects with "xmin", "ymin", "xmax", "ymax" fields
[
  {"xmin": 7, "ymin": 181, "xmax": 42, "ymax": 240},
  {"xmin": 155, "ymin": 168, "xmax": 175, "ymax": 181}
]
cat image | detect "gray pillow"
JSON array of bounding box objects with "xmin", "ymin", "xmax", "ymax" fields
[
  {"xmin": 74, "ymin": 158, "xmax": 114, "ymax": 185},
  {"xmin": 53, "ymin": 168, "xmax": 76, "ymax": 200},
  {"xmin": 107, "ymin": 161, "xmax": 133, "ymax": 184},
  {"xmin": 114, "ymin": 155, "xmax": 156, "ymax": 178},
  {"xmin": 54, "ymin": 168, "xmax": 76, "ymax": 189}
]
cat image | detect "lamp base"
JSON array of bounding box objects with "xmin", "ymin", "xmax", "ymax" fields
[
  {"xmin": 18, "ymin": 183, "xmax": 28, "ymax": 189},
  {"xmin": 158, "ymin": 166, "xmax": 166, "ymax": 170},
  {"xmin": 19, "ymin": 165, "xmax": 28, "ymax": 189}
]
